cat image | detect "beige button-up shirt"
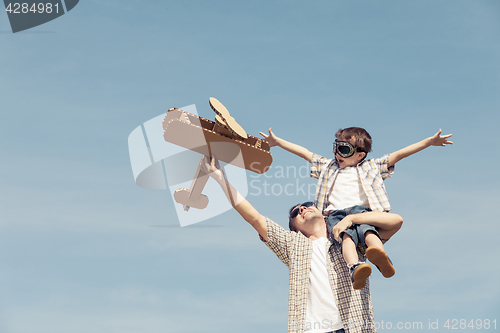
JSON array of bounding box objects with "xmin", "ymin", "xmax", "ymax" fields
[
  {"xmin": 310, "ymin": 153, "xmax": 395, "ymax": 214},
  {"xmin": 261, "ymin": 218, "xmax": 377, "ymax": 333}
]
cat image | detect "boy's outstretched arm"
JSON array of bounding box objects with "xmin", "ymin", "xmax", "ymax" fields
[
  {"xmin": 388, "ymin": 129, "xmax": 453, "ymax": 168},
  {"xmin": 200, "ymin": 156, "xmax": 268, "ymax": 241},
  {"xmin": 259, "ymin": 128, "xmax": 313, "ymax": 163}
]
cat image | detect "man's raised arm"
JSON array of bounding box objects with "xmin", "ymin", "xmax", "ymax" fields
[
  {"xmin": 331, "ymin": 211, "xmax": 404, "ymax": 242},
  {"xmin": 201, "ymin": 156, "xmax": 268, "ymax": 241}
]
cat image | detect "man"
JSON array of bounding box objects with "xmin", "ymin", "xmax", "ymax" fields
[{"xmin": 201, "ymin": 156, "xmax": 402, "ymax": 333}]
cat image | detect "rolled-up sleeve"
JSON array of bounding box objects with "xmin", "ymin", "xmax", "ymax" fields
[
  {"xmin": 373, "ymin": 154, "xmax": 395, "ymax": 180},
  {"xmin": 260, "ymin": 218, "xmax": 298, "ymax": 268}
]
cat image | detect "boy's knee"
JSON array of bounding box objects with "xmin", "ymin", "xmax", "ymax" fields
[
  {"xmin": 395, "ymin": 214, "xmax": 403, "ymax": 230},
  {"xmin": 342, "ymin": 233, "xmax": 354, "ymax": 241},
  {"xmin": 364, "ymin": 230, "xmax": 381, "ymax": 240}
]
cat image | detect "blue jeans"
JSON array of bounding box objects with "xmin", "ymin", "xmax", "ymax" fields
[{"xmin": 326, "ymin": 205, "xmax": 380, "ymax": 249}]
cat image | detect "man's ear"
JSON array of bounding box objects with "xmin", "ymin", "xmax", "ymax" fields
[{"xmin": 356, "ymin": 152, "xmax": 366, "ymax": 163}]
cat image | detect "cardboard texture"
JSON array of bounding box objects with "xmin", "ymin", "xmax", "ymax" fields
[
  {"xmin": 162, "ymin": 98, "xmax": 273, "ymax": 211},
  {"xmin": 162, "ymin": 106, "xmax": 272, "ymax": 174}
]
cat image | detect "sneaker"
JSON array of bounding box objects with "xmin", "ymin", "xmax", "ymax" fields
[
  {"xmin": 350, "ymin": 263, "xmax": 372, "ymax": 290},
  {"xmin": 365, "ymin": 246, "xmax": 395, "ymax": 278}
]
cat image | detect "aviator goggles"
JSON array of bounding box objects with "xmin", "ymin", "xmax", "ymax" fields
[
  {"xmin": 333, "ymin": 140, "xmax": 365, "ymax": 158},
  {"xmin": 289, "ymin": 202, "xmax": 315, "ymax": 219}
]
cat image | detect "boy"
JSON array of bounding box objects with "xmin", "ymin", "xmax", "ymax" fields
[{"xmin": 260, "ymin": 127, "xmax": 453, "ymax": 289}]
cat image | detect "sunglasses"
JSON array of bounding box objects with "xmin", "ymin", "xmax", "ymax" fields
[
  {"xmin": 333, "ymin": 140, "xmax": 365, "ymax": 158},
  {"xmin": 289, "ymin": 202, "xmax": 315, "ymax": 219}
]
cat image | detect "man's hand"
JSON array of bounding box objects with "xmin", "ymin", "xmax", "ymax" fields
[
  {"xmin": 331, "ymin": 216, "xmax": 354, "ymax": 242},
  {"xmin": 259, "ymin": 128, "xmax": 280, "ymax": 147},
  {"xmin": 429, "ymin": 129, "xmax": 453, "ymax": 147},
  {"xmin": 200, "ymin": 155, "xmax": 224, "ymax": 183},
  {"xmin": 200, "ymin": 155, "xmax": 268, "ymax": 240}
]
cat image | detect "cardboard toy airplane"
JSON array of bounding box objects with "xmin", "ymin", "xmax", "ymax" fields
[{"xmin": 162, "ymin": 97, "xmax": 273, "ymax": 211}]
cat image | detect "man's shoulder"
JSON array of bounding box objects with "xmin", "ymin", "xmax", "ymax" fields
[
  {"xmin": 260, "ymin": 218, "xmax": 310, "ymax": 267},
  {"xmin": 261, "ymin": 217, "xmax": 305, "ymax": 243},
  {"xmin": 263, "ymin": 217, "xmax": 292, "ymax": 236}
]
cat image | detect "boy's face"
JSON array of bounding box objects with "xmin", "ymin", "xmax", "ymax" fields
[
  {"xmin": 335, "ymin": 151, "xmax": 365, "ymax": 168},
  {"xmin": 335, "ymin": 138, "xmax": 366, "ymax": 168}
]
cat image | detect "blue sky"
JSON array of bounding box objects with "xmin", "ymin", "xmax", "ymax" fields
[{"xmin": 1, "ymin": 1, "xmax": 499, "ymax": 332}]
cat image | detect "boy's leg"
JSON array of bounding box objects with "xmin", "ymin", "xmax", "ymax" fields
[
  {"xmin": 348, "ymin": 207, "xmax": 396, "ymax": 278},
  {"xmin": 342, "ymin": 233, "xmax": 358, "ymax": 264},
  {"xmin": 343, "ymin": 233, "xmax": 371, "ymax": 290},
  {"xmin": 325, "ymin": 210, "xmax": 345, "ymax": 246},
  {"xmin": 328, "ymin": 208, "xmax": 373, "ymax": 289},
  {"xmin": 364, "ymin": 231, "xmax": 384, "ymax": 250},
  {"xmin": 364, "ymin": 231, "xmax": 395, "ymax": 278}
]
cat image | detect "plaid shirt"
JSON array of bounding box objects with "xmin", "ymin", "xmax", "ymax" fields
[
  {"xmin": 261, "ymin": 218, "xmax": 376, "ymax": 333},
  {"xmin": 310, "ymin": 153, "xmax": 395, "ymax": 214}
]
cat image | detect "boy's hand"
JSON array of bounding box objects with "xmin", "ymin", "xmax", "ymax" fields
[
  {"xmin": 259, "ymin": 128, "xmax": 314, "ymax": 162},
  {"xmin": 429, "ymin": 129, "xmax": 453, "ymax": 147},
  {"xmin": 331, "ymin": 216, "xmax": 354, "ymax": 242},
  {"xmin": 259, "ymin": 128, "xmax": 279, "ymax": 147}
]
